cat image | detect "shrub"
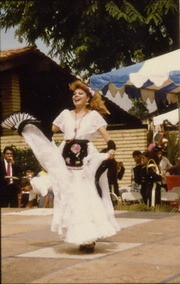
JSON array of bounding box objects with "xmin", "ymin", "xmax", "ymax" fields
[{"xmin": 165, "ymin": 131, "xmax": 180, "ymax": 164}]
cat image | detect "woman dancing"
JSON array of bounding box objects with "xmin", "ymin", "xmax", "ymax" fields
[{"xmin": 1, "ymin": 80, "xmax": 120, "ymax": 253}]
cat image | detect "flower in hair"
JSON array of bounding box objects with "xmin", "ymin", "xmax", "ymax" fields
[{"xmin": 88, "ymin": 87, "xmax": 95, "ymax": 96}]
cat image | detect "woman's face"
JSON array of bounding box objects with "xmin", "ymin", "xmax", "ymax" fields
[{"xmin": 72, "ymin": 88, "xmax": 89, "ymax": 108}]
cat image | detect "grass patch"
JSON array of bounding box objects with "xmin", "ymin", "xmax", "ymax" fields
[{"xmin": 114, "ymin": 201, "xmax": 179, "ymax": 213}]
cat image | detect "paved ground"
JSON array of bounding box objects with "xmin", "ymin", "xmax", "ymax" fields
[{"xmin": 1, "ymin": 208, "xmax": 180, "ymax": 283}]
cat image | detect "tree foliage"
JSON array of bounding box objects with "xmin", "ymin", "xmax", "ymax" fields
[
  {"xmin": 166, "ymin": 131, "xmax": 180, "ymax": 164},
  {"xmin": 128, "ymin": 98, "xmax": 149, "ymax": 119},
  {"xmin": 0, "ymin": 0, "xmax": 179, "ymax": 78}
]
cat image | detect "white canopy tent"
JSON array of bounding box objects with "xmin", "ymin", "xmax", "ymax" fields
[
  {"xmin": 153, "ymin": 109, "xmax": 179, "ymax": 126},
  {"xmin": 90, "ymin": 49, "xmax": 180, "ymax": 100},
  {"xmin": 90, "ymin": 49, "xmax": 180, "ymax": 135}
]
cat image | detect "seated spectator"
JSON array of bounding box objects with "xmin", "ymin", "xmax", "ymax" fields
[
  {"xmin": 167, "ymin": 157, "xmax": 180, "ymax": 175},
  {"xmin": 25, "ymin": 168, "xmax": 36, "ymax": 179},
  {"xmin": 165, "ymin": 157, "xmax": 180, "ymax": 190},
  {"xmin": 20, "ymin": 168, "xmax": 37, "ymax": 208},
  {"xmin": 131, "ymin": 150, "xmax": 142, "ymax": 191}
]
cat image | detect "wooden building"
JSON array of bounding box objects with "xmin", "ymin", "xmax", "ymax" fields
[{"xmin": 0, "ymin": 46, "xmax": 76, "ymax": 137}]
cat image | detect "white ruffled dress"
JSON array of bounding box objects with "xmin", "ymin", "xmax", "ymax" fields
[{"xmin": 21, "ymin": 109, "xmax": 120, "ymax": 245}]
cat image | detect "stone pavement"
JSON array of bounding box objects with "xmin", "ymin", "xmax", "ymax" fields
[{"xmin": 1, "ymin": 208, "xmax": 180, "ymax": 283}]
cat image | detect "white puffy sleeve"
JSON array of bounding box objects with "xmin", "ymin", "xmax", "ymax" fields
[
  {"xmin": 52, "ymin": 109, "xmax": 68, "ymax": 132},
  {"xmin": 91, "ymin": 110, "xmax": 107, "ymax": 131},
  {"xmin": 77, "ymin": 110, "xmax": 107, "ymax": 141}
]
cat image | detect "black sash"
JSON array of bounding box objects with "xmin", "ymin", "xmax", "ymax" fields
[{"xmin": 62, "ymin": 140, "xmax": 89, "ymax": 167}]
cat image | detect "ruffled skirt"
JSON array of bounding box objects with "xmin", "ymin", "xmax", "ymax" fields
[{"xmin": 22, "ymin": 124, "xmax": 120, "ymax": 245}]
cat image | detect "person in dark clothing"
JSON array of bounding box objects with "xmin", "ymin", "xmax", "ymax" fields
[
  {"xmin": 131, "ymin": 150, "xmax": 142, "ymax": 191},
  {"xmin": 140, "ymin": 151, "xmax": 163, "ymax": 207},
  {"xmin": 167, "ymin": 157, "xmax": 180, "ymax": 175},
  {"xmin": 20, "ymin": 168, "xmax": 36, "ymax": 208},
  {"xmin": 108, "ymin": 159, "xmax": 125, "ymax": 196},
  {"xmin": 0, "ymin": 146, "xmax": 21, "ymax": 207},
  {"xmin": 95, "ymin": 153, "xmax": 125, "ymax": 198}
]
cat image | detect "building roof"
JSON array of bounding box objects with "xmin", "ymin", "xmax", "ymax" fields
[
  {"xmin": 0, "ymin": 46, "xmax": 39, "ymax": 61},
  {"xmin": 0, "ymin": 46, "xmax": 142, "ymax": 128},
  {"xmin": 0, "ymin": 45, "xmax": 74, "ymax": 76}
]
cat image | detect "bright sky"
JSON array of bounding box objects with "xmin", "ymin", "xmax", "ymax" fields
[{"xmin": 1, "ymin": 26, "xmax": 58, "ymax": 62}]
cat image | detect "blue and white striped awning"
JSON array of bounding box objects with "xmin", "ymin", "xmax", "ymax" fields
[{"xmin": 90, "ymin": 49, "xmax": 180, "ymax": 106}]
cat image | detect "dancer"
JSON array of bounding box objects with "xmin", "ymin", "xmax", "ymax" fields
[{"xmin": 1, "ymin": 80, "xmax": 120, "ymax": 253}]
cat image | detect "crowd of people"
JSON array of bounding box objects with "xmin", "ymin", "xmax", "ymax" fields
[
  {"xmin": 1, "ymin": 135, "xmax": 178, "ymax": 210},
  {"xmin": 0, "ymin": 145, "xmax": 126, "ymax": 209},
  {"xmin": 0, "ymin": 151, "xmax": 54, "ymax": 209},
  {"xmin": 1, "ymin": 79, "xmax": 179, "ymax": 253},
  {"xmin": 129, "ymin": 144, "xmax": 180, "ymax": 207}
]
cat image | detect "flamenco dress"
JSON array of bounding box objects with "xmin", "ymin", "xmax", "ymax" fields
[{"xmin": 2, "ymin": 110, "xmax": 120, "ymax": 245}]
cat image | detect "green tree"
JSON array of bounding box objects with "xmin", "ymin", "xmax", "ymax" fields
[
  {"xmin": 165, "ymin": 131, "xmax": 180, "ymax": 164},
  {"xmin": 128, "ymin": 98, "xmax": 149, "ymax": 119},
  {"xmin": 12, "ymin": 146, "xmax": 42, "ymax": 176},
  {"xmin": 0, "ymin": 0, "xmax": 178, "ymax": 78}
]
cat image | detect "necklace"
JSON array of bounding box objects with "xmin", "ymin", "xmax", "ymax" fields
[
  {"xmin": 67, "ymin": 110, "xmax": 88, "ymax": 144},
  {"xmin": 74, "ymin": 110, "xmax": 88, "ymax": 137}
]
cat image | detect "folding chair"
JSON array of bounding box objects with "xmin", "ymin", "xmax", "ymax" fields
[{"xmin": 121, "ymin": 191, "xmax": 143, "ymax": 204}]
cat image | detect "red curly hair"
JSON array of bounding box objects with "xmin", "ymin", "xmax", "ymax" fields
[{"xmin": 69, "ymin": 80, "xmax": 109, "ymax": 114}]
